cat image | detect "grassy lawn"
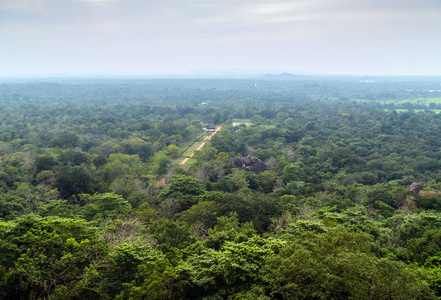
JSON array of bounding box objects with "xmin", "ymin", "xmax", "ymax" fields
[
  {"xmin": 179, "ymin": 140, "xmax": 194, "ymax": 152},
  {"xmin": 179, "ymin": 133, "xmax": 206, "ymax": 153},
  {"xmin": 185, "ymin": 158, "xmax": 198, "ymax": 165},
  {"xmin": 179, "ymin": 133, "xmax": 205, "ymax": 151},
  {"xmin": 182, "ymin": 141, "xmax": 204, "ymax": 156},
  {"xmin": 232, "ymin": 118, "xmax": 252, "ymax": 123},
  {"xmin": 173, "ymin": 157, "xmax": 186, "ymax": 165},
  {"xmin": 232, "ymin": 119, "xmax": 252, "ymax": 126}
]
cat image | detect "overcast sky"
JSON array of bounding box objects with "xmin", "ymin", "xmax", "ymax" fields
[{"xmin": 1, "ymin": 0, "xmax": 441, "ymax": 76}]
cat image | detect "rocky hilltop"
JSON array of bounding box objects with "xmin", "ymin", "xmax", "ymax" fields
[{"xmin": 229, "ymin": 156, "xmax": 268, "ymax": 173}]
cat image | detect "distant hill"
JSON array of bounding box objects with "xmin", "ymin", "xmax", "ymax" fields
[{"xmin": 263, "ymin": 72, "xmax": 306, "ymax": 80}]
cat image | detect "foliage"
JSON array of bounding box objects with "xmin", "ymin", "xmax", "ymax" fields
[
  {"xmin": 1, "ymin": 78, "xmax": 441, "ymax": 298},
  {"xmin": 0, "ymin": 215, "xmax": 108, "ymax": 299},
  {"xmin": 157, "ymin": 174, "xmax": 205, "ymax": 202},
  {"xmin": 79, "ymin": 193, "xmax": 132, "ymax": 221}
]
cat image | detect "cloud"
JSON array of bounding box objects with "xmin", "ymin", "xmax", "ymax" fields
[{"xmin": 0, "ymin": 0, "xmax": 441, "ymax": 75}]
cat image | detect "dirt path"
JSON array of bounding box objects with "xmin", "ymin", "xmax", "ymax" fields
[
  {"xmin": 157, "ymin": 178, "xmax": 166, "ymax": 187},
  {"xmin": 180, "ymin": 125, "xmax": 222, "ymax": 165}
]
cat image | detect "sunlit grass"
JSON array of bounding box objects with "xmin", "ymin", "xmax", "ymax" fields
[
  {"xmin": 182, "ymin": 141, "xmax": 204, "ymax": 156},
  {"xmin": 185, "ymin": 158, "xmax": 198, "ymax": 165}
]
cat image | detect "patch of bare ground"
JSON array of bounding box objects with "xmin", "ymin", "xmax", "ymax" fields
[{"xmin": 246, "ymin": 145, "xmax": 255, "ymax": 153}]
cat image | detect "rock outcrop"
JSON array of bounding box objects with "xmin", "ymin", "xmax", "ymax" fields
[
  {"xmin": 408, "ymin": 182, "xmax": 424, "ymax": 194},
  {"xmin": 229, "ymin": 156, "xmax": 268, "ymax": 173}
]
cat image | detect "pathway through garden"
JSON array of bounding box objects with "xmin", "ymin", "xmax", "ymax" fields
[{"xmin": 180, "ymin": 124, "xmax": 222, "ymax": 165}]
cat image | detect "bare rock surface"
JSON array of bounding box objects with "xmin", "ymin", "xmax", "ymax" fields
[
  {"xmin": 229, "ymin": 156, "xmax": 268, "ymax": 173},
  {"xmin": 408, "ymin": 182, "xmax": 424, "ymax": 194}
]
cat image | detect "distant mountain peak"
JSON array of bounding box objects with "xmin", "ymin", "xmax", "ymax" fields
[{"xmin": 263, "ymin": 72, "xmax": 304, "ymax": 80}]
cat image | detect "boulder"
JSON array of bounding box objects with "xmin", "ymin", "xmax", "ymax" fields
[
  {"xmin": 243, "ymin": 157, "xmax": 252, "ymax": 166},
  {"xmin": 229, "ymin": 156, "xmax": 268, "ymax": 173},
  {"xmin": 230, "ymin": 157, "xmax": 242, "ymax": 167},
  {"xmin": 408, "ymin": 182, "xmax": 423, "ymax": 194}
]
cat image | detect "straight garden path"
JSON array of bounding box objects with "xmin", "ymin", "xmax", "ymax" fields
[{"xmin": 180, "ymin": 124, "xmax": 222, "ymax": 165}]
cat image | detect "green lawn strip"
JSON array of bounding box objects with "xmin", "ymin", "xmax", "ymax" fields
[
  {"xmin": 182, "ymin": 142, "xmax": 204, "ymax": 156},
  {"xmin": 184, "ymin": 158, "xmax": 198, "ymax": 165},
  {"xmin": 173, "ymin": 157, "xmax": 186, "ymax": 165},
  {"xmin": 196, "ymin": 132, "xmax": 206, "ymax": 140},
  {"xmin": 179, "ymin": 140, "xmax": 195, "ymax": 152},
  {"xmin": 178, "ymin": 133, "xmax": 206, "ymax": 154},
  {"xmin": 179, "ymin": 133, "xmax": 206, "ymax": 149},
  {"xmin": 232, "ymin": 118, "xmax": 252, "ymax": 123}
]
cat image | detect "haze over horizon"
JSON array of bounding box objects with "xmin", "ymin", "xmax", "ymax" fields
[{"xmin": 1, "ymin": 0, "xmax": 441, "ymax": 77}]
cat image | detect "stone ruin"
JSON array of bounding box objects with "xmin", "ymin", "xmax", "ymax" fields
[{"xmin": 229, "ymin": 156, "xmax": 269, "ymax": 173}]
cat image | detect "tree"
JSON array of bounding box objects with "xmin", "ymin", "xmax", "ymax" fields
[
  {"xmin": 0, "ymin": 193, "xmax": 25, "ymax": 218},
  {"xmin": 0, "ymin": 215, "xmax": 108, "ymax": 300},
  {"xmin": 79, "ymin": 193, "xmax": 132, "ymax": 221},
  {"xmin": 138, "ymin": 143, "xmax": 154, "ymax": 161},
  {"xmin": 93, "ymin": 154, "xmax": 108, "ymax": 168},
  {"xmin": 366, "ymin": 185, "xmax": 394, "ymax": 207},
  {"xmin": 48, "ymin": 133, "xmax": 80, "ymax": 148},
  {"xmin": 115, "ymin": 257, "xmax": 177, "ymax": 300},
  {"xmin": 196, "ymin": 145, "xmax": 218, "ymax": 161},
  {"xmin": 262, "ymin": 227, "xmax": 433, "ymax": 299},
  {"xmin": 104, "ymin": 241, "xmax": 165, "ymax": 297},
  {"xmin": 157, "ymin": 174, "xmax": 205, "ymax": 202},
  {"xmin": 154, "ymin": 155, "xmax": 171, "ymax": 176},
  {"xmin": 250, "ymin": 115, "xmax": 266, "ymax": 125},
  {"xmin": 182, "ymin": 236, "xmax": 284, "ymax": 298},
  {"xmin": 147, "ymin": 218, "xmax": 196, "ymax": 251},
  {"xmin": 54, "ymin": 165, "xmax": 96, "ymax": 199},
  {"xmin": 178, "ymin": 201, "xmax": 223, "ymax": 230},
  {"xmin": 34, "ymin": 155, "xmax": 58, "ymax": 175},
  {"xmin": 281, "ymin": 162, "xmax": 306, "ymax": 184},
  {"xmin": 59, "ymin": 149, "xmax": 90, "ymax": 166},
  {"xmin": 163, "ymin": 144, "xmax": 180, "ymax": 157}
]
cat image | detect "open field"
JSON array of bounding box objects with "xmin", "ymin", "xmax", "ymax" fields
[
  {"xmin": 352, "ymin": 97, "xmax": 441, "ymax": 106},
  {"xmin": 232, "ymin": 118, "xmax": 252, "ymax": 122},
  {"xmin": 381, "ymin": 97, "xmax": 441, "ymax": 106},
  {"xmin": 384, "ymin": 109, "xmax": 441, "ymax": 113},
  {"xmin": 232, "ymin": 119, "xmax": 252, "ymax": 126}
]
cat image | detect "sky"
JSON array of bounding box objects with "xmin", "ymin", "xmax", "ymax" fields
[{"xmin": 1, "ymin": 0, "xmax": 441, "ymax": 76}]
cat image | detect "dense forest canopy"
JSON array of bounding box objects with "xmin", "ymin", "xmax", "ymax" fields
[{"xmin": 1, "ymin": 77, "xmax": 441, "ymax": 299}]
